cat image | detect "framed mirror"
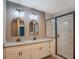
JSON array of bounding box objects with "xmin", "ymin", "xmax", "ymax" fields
[
  {"xmin": 29, "ymin": 20, "xmax": 39, "ymax": 36},
  {"xmin": 11, "ymin": 18, "xmax": 25, "ymax": 37}
]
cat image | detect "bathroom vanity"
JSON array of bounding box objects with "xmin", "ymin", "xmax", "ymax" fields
[{"xmin": 4, "ymin": 38, "xmax": 55, "ymax": 59}]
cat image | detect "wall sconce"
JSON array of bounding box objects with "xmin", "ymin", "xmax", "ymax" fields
[
  {"xmin": 30, "ymin": 13, "xmax": 38, "ymax": 20},
  {"xmin": 15, "ymin": 9, "xmax": 24, "ymax": 17}
]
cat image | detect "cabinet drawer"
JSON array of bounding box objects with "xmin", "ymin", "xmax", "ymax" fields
[{"xmin": 5, "ymin": 46, "xmax": 19, "ymax": 55}]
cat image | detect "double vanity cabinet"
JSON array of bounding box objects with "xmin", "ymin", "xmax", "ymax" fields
[{"xmin": 4, "ymin": 39, "xmax": 54, "ymax": 59}]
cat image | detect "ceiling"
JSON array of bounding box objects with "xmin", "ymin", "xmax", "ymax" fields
[{"xmin": 8, "ymin": 0, "xmax": 75, "ymax": 14}]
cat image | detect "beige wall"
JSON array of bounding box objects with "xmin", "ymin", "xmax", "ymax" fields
[{"xmin": 6, "ymin": 1, "xmax": 45, "ymax": 41}]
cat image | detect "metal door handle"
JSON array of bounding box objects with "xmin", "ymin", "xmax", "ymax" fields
[
  {"xmin": 39, "ymin": 47, "xmax": 42, "ymax": 50},
  {"xmin": 57, "ymin": 34, "xmax": 60, "ymax": 38},
  {"xmin": 21, "ymin": 51, "xmax": 22, "ymax": 56},
  {"xmin": 19, "ymin": 52, "xmax": 20, "ymax": 56}
]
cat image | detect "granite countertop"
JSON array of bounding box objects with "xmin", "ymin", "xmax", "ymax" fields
[{"xmin": 4, "ymin": 38, "xmax": 53, "ymax": 48}]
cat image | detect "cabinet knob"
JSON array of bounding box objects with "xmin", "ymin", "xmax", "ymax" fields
[{"xmin": 39, "ymin": 47, "xmax": 42, "ymax": 50}]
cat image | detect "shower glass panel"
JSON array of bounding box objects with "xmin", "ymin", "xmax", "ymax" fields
[{"xmin": 56, "ymin": 13, "xmax": 74, "ymax": 59}]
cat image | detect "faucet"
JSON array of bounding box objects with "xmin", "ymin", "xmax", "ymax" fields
[
  {"xmin": 16, "ymin": 38, "xmax": 21, "ymax": 42},
  {"xmin": 33, "ymin": 37, "xmax": 36, "ymax": 40}
]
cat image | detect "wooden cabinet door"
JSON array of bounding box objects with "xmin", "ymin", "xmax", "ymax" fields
[
  {"xmin": 5, "ymin": 46, "xmax": 20, "ymax": 59},
  {"xmin": 6, "ymin": 53, "xmax": 19, "ymax": 59},
  {"xmin": 32, "ymin": 44, "xmax": 40, "ymax": 59},
  {"xmin": 39, "ymin": 42, "xmax": 50, "ymax": 58},
  {"xmin": 3, "ymin": 49, "xmax": 6, "ymax": 59},
  {"xmin": 49, "ymin": 40, "xmax": 55, "ymax": 56},
  {"xmin": 20, "ymin": 45, "xmax": 32, "ymax": 59}
]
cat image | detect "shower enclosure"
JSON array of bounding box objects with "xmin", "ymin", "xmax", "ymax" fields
[{"xmin": 55, "ymin": 12, "xmax": 75, "ymax": 59}]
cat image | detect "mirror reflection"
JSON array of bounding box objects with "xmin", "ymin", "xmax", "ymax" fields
[
  {"xmin": 11, "ymin": 18, "xmax": 25, "ymax": 37},
  {"xmin": 29, "ymin": 20, "xmax": 39, "ymax": 36}
]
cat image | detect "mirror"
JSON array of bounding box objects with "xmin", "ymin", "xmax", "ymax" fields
[
  {"xmin": 11, "ymin": 19, "xmax": 18, "ymax": 36},
  {"xmin": 11, "ymin": 18, "xmax": 25, "ymax": 36},
  {"xmin": 29, "ymin": 20, "xmax": 39, "ymax": 36}
]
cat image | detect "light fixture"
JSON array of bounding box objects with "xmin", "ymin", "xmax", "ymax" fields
[
  {"xmin": 30, "ymin": 13, "xmax": 38, "ymax": 20},
  {"xmin": 15, "ymin": 9, "xmax": 24, "ymax": 17},
  {"xmin": 15, "ymin": 9, "xmax": 19, "ymax": 17},
  {"xmin": 19, "ymin": 10, "xmax": 24, "ymax": 17}
]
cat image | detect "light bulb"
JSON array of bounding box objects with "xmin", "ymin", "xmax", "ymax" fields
[
  {"xmin": 14, "ymin": 10, "xmax": 19, "ymax": 17},
  {"xmin": 19, "ymin": 11, "xmax": 24, "ymax": 17},
  {"xmin": 30, "ymin": 14, "xmax": 38, "ymax": 20}
]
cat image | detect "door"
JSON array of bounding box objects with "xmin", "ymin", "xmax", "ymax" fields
[
  {"xmin": 39, "ymin": 42, "xmax": 50, "ymax": 58},
  {"xmin": 20, "ymin": 45, "xmax": 32, "ymax": 59},
  {"xmin": 32, "ymin": 44, "xmax": 40, "ymax": 59},
  {"xmin": 56, "ymin": 13, "xmax": 74, "ymax": 59},
  {"xmin": 6, "ymin": 53, "xmax": 19, "ymax": 59},
  {"xmin": 5, "ymin": 46, "xmax": 20, "ymax": 59},
  {"xmin": 49, "ymin": 40, "xmax": 55, "ymax": 56}
]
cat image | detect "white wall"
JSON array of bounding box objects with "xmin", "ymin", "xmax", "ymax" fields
[
  {"xmin": 3, "ymin": 0, "xmax": 6, "ymax": 43},
  {"xmin": 45, "ymin": 6, "xmax": 75, "ymax": 20}
]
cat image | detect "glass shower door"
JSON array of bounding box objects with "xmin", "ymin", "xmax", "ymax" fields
[{"xmin": 56, "ymin": 13, "xmax": 74, "ymax": 59}]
